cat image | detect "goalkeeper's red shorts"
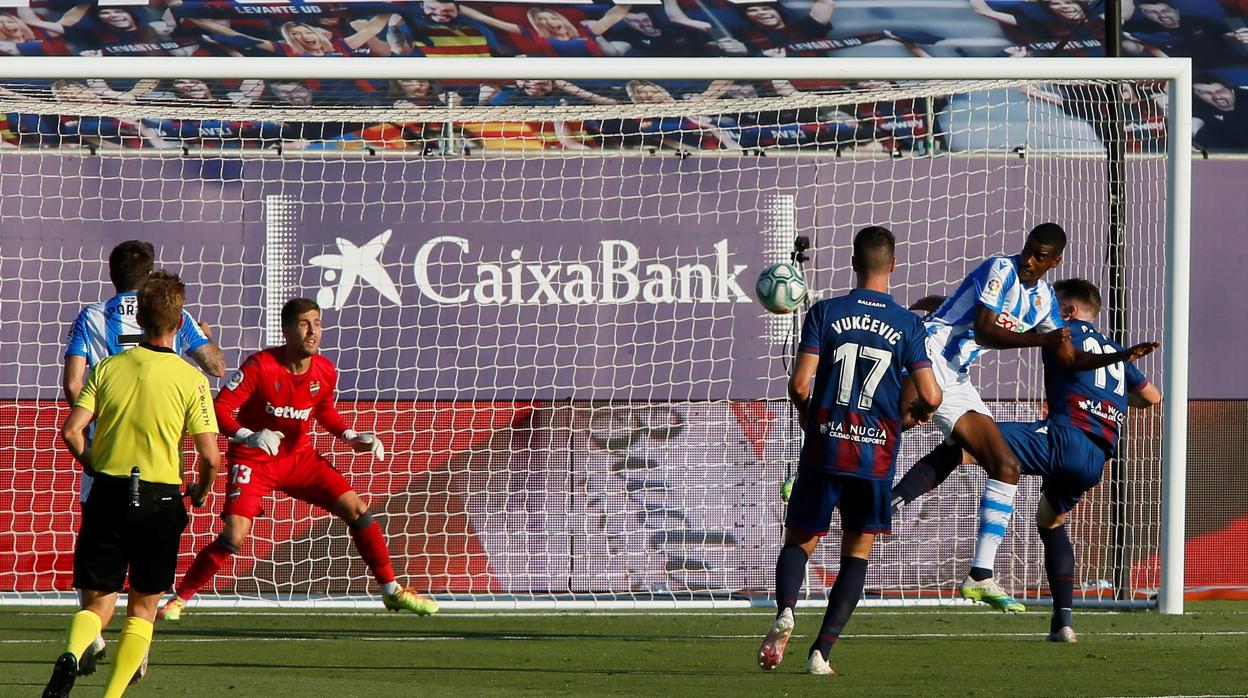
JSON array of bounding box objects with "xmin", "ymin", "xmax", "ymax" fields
[{"xmin": 221, "ymin": 449, "xmax": 353, "ymax": 520}]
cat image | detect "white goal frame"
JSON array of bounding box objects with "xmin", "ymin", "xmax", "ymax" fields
[{"xmin": 0, "ymin": 56, "xmax": 1191, "ymax": 615}]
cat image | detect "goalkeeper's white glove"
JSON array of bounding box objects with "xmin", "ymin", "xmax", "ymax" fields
[
  {"xmin": 344, "ymin": 430, "xmax": 386, "ymax": 461},
  {"xmin": 232, "ymin": 428, "xmax": 284, "ymax": 456}
]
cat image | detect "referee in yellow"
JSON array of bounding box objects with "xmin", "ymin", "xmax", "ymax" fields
[{"xmin": 46, "ymin": 270, "xmax": 220, "ymax": 698}]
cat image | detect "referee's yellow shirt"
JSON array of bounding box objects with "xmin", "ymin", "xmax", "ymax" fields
[{"xmin": 75, "ymin": 344, "xmax": 218, "ymax": 485}]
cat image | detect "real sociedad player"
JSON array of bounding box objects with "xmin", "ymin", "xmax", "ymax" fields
[
  {"xmin": 895, "ymin": 278, "xmax": 1160, "ymax": 640},
  {"xmin": 895, "ymin": 223, "xmax": 1158, "ymax": 612},
  {"xmin": 758, "ymin": 226, "xmax": 942, "ymax": 676}
]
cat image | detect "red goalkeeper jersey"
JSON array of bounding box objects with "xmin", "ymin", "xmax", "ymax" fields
[{"xmin": 215, "ymin": 347, "xmax": 351, "ymax": 463}]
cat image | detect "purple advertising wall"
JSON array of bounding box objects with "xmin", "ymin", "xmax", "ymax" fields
[{"xmin": 0, "ymin": 153, "xmax": 1239, "ymax": 399}]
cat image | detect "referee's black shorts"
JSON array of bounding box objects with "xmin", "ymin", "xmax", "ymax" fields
[{"xmin": 74, "ymin": 474, "xmax": 188, "ymax": 594}]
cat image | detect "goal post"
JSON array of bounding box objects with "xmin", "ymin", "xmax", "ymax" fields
[{"xmin": 0, "ymin": 56, "xmax": 1190, "ymax": 613}]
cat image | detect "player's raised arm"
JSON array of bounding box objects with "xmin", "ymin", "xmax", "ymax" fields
[
  {"xmin": 179, "ymin": 311, "xmax": 226, "ymax": 377},
  {"xmin": 972, "ymin": 299, "xmax": 1068, "ymax": 351},
  {"xmin": 1048, "ymin": 335, "xmax": 1161, "ymax": 372}
]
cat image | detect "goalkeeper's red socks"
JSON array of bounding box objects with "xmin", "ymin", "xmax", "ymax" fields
[
  {"xmin": 349, "ymin": 519, "xmax": 396, "ymax": 586},
  {"xmin": 176, "ymin": 538, "xmax": 234, "ymax": 600}
]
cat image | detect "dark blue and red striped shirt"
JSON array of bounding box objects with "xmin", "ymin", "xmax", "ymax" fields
[
  {"xmin": 797, "ymin": 288, "xmax": 931, "ymax": 481},
  {"xmin": 1043, "ymin": 321, "xmax": 1149, "ymax": 451}
]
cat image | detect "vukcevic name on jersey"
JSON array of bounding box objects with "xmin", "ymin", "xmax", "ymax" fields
[
  {"xmin": 797, "ymin": 288, "xmax": 931, "ymax": 481},
  {"xmin": 926, "ymin": 255, "xmax": 1065, "ymax": 373},
  {"xmin": 64, "ymin": 291, "xmax": 211, "ymax": 366},
  {"xmin": 1042, "ymin": 321, "xmax": 1149, "ymax": 451}
]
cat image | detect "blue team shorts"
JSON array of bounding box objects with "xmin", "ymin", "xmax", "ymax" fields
[
  {"xmin": 998, "ymin": 421, "xmax": 1112, "ymax": 514},
  {"xmin": 785, "ymin": 469, "xmax": 892, "ymax": 535}
]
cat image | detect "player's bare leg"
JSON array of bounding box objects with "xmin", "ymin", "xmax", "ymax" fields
[
  {"xmin": 952, "ymin": 412, "xmax": 1025, "ymax": 613},
  {"xmin": 161, "ymin": 514, "xmax": 252, "ymax": 621},
  {"xmin": 329, "ymin": 491, "xmax": 438, "ymax": 616},
  {"xmin": 759, "ymin": 528, "xmax": 817, "ymax": 670},
  {"xmin": 807, "ymin": 531, "xmax": 875, "ymax": 676},
  {"xmin": 1038, "ymin": 499, "xmax": 1077, "ymax": 642}
]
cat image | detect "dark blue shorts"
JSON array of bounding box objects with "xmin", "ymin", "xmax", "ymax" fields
[
  {"xmin": 785, "ymin": 469, "xmax": 892, "ymax": 535},
  {"xmin": 999, "ymin": 421, "xmax": 1111, "ymax": 514}
]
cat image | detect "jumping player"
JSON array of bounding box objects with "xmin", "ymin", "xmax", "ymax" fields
[
  {"xmin": 895, "ymin": 223, "xmax": 1160, "ymax": 611},
  {"xmin": 159, "ymin": 298, "xmax": 438, "ymax": 619},
  {"xmin": 895, "ymin": 279, "xmax": 1159, "ymax": 639}
]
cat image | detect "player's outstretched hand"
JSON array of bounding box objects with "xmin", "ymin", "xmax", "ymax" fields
[
  {"xmin": 1043, "ymin": 327, "xmax": 1072, "ymax": 349},
  {"xmin": 350, "ymin": 433, "xmax": 386, "ymax": 462},
  {"xmin": 198, "ymin": 321, "xmax": 214, "ymax": 340},
  {"xmin": 187, "ymin": 480, "xmax": 211, "ymax": 508},
  {"xmin": 236, "ymin": 428, "xmax": 283, "ymax": 456},
  {"xmin": 1126, "ymin": 340, "xmax": 1161, "ymax": 362}
]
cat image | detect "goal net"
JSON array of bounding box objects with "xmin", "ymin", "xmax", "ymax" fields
[{"xmin": 0, "ymin": 57, "xmax": 1189, "ymax": 610}]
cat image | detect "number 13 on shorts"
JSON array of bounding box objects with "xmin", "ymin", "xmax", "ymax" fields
[{"xmin": 231, "ymin": 463, "xmax": 253, "ymax": 487}]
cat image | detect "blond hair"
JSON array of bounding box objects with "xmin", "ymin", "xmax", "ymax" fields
[{"xmin": 137, "ymin": 270, "xmax": 186, "ymax": 336}]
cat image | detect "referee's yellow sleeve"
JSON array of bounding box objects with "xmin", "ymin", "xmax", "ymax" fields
[
  {"xmin": 185, "ymin": 376, "xmax": 218, "ymax": 436},
  {"xmin": 75, "ymin": 364, "xmax": 100, "ymax": 413}
]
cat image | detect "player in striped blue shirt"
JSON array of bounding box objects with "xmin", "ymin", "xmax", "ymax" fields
[
  {"xmin": 894, "ymin": 279, "xmax": 1160, "ymax": 640},
  {"xmin": 902, "ymin": 223, "xmax": 1070, "ymax": 611},
  {"xmin": 896, "ymin": 223, "xmax": 1158, "ymax": 611},
  {"xmin": 759, "ymin": 226, "xmax": 942, "ymax": 676},
  {"xmin": 59, "ymin": 240, "xmax": 224, "ymax": 679}
]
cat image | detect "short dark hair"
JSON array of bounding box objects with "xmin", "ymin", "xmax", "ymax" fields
[
  {"xmin": 281, "ymin": 298, "xmax": 320, "ymax": 327},
  {"xmin": 1193, "ymin": 73, "xmax": 1227, "ymax": 87},
  {"xmin": 137, "ymin": 270, "xmax": 185, "ymax": 336},
  {"xmin": 852, "ymin": 225, "xmax": 896, "ymax": 274},
  {"xmin": 1027, "ymin": 222, "xmax": 1067, "ymax": 252},
  {"xmin": 108, "ymin": 240, "xmax": 155, "ymax": 291},
  {"xmin": 1053, "ymin": 278, "xmax": 1102, "ymax": 314}
]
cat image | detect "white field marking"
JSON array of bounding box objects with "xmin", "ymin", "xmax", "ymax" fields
[
  {"xmin": 5, "ymin": 630, "xmax": 1248, "ymax": 645},
  {"xmin": 11, "ymin": 608, "xmax": 1207, "ymax": 619}
]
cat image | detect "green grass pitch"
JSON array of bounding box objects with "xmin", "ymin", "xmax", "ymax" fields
[{"xmin": 4, "ymin": 603, "xmax": 1246, "ymax": 697}]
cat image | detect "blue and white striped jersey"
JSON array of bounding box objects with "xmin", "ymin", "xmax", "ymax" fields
[
  {"xmin": 926, "ymin": 255, "xmax": 1065, "ymax": 373},
  {"xmin": 64, "ymin": 291, "xmax": 211, "ymax": 367}
]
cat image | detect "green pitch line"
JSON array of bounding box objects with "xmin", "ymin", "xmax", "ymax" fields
[{"xmin": 3, "ymin": 603, "xmax": 1246, "ymax": 697}]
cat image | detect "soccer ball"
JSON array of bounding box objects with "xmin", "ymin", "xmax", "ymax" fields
[{"xmin": 755, "ymin": 263, "xmax": 809, "ymax": 314}]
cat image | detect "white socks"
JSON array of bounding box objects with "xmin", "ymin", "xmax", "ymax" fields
[{"xmin": 971, "ymin": 479, "xmax": 1017, "ymax": 573}]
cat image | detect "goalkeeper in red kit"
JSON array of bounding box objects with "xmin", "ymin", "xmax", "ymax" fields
[{"xmin": 160, "ymin": 298, "xmax": 438, "ymax": 619}]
